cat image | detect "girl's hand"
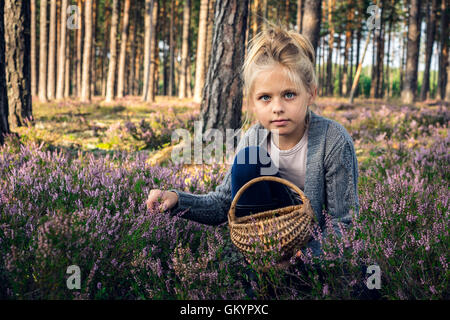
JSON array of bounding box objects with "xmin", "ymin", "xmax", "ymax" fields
[{"xmin": 146, "ymin": 189, "xmax": 179, "ymax": 213}]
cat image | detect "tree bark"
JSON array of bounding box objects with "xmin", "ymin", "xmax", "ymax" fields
[
  {"xmin": 401, "ymin": 0, "xmax": 422, "ymax": 104},
  {"xmin": 148, "ymin": 0, "xmax": 159, "ymax": 101},
  {"xmin": 201, "ymin": 0, "xmax": 249, "ymax": 134},
  {"xmin": 4, "ymin": 0, "xmax": 32, "ymax": 129},
  {"xmin": 105, "ymin": 0, "xmax": 119, "ymax": 102},
  {"xmin": 205, "ymin": 0, "xmax": 215, "ymax": 72},
  {"xmin": 297, "ymin": 0, "xmax": 303, "ymax": 32},
  {"xmin": 38, "ymin": 0, "xmax": 48, "ymax": 102},
  {"xmin": 64, "ymin": 30, "xmax": 70, "ymax": 98},
  {"xmin": 142, "ymin": 0, "xmax": 154, "ymax": 101},
  {"xmin": 0, "ymin": 3, "xmax": 9, "ymax": 145},
  {"xmin": 128, "ymin": 2, "xmax": 137, "ymax": 96},
  {"xmin": 342, "ymin": 8, "xmax": 354, "ymax": 96},
  {"xmin": 91, "ymin": 0, "xmax": 97, "ymax": 96},
  {"xmin": 301, "ymin": 0, "xmax": 321, "ymax": 55},
  {"xmin": 438, "ymin": 0, "xmax": 448, "ymax": 99},
  {"xmin": 349, "ymin": 31, "xmax": 371, "ymax": 103},
  {"xmin": 193, "ymin": 0, "xmax": 209, "ymax": 103},
  {"xmin": 374, "ymin": 5, "xmax": 385, "ymax": 98},
  {"xmin": 76, "ymin": 0, "xmax": 83, "ymax": 98},
  {"xmin": 168, "ymin": 0, "xmax": 175, "ymax": 96},
  {"xmin": 179, "ymin": 0, "xmax": 191, "ymax": 99},
  {"xmin": 101, "ymin": 2, "xmax": 111, "ymax": 97},
  {"xmin": 47, "ymin": 0, "xmax": 57, "ymax": 100},
  {"xmin": 117, "ymin": 0, "xmax": 131, "ymax": 98},
  {"xmin": 446, "ymin": 52, "xmax": 450, "ymax": 101},
  {"xmin": 81, "ymin": 0, "xmax": 93, "ymax": 102},
  {"xmin": 31, "ymin": 0, "xmax": 37, "ymax": 97},
  {"xmin": 326, "ymin": 0, "xmax": 335, "ymax": 95},
  {"xmin": 420, "ymin": 0, "xmax": 437, "ymax": 101},
  {"xmin": 56, "ymin": 0, "xmax": 68, "ymax": 100}
]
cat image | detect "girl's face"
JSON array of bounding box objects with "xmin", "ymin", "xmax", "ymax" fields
[{"xmin": 250, "ymin": 64, "xmax": 315, "ymax": 146}]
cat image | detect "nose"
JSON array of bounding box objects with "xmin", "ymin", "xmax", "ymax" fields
[{"xmin": 271, "ymin": 97, "xmax": 285, "ymax": 114}]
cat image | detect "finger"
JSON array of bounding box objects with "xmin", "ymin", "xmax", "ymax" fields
[
  {"xmin": 159, "ymin": 200, "xmax": 169, "ymax": 212},
  {"xmin": 147, "ymin": 191, "xmax": 163, "ymax": 207}
]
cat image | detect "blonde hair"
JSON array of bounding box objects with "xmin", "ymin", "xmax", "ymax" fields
[{"xmin": 240, "ymin": 24, "xmax": 318, "ymax": 131}]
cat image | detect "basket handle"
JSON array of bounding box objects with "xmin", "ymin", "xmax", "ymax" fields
[{"xmin": 228, "ymin": 176, "xmax": 310, "ymax": 223}]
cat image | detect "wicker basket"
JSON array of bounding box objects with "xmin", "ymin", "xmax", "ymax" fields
[{"xmin": 228, "ymin": 176, "xmax": 316, "ymax": 268}]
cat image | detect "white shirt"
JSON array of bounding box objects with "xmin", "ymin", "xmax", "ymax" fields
[{"xmin": 267, "ymin": 126, "xmax": 308, "ymax": 201}]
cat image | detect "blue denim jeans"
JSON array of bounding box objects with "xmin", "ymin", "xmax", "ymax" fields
[{"xmin": 231, "ymin": 146, "xmax": 301, "ymax": 218}]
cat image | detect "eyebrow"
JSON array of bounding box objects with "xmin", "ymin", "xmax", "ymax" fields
[{"xmin": 255, "ymin": 88, "xmax": 298, "ymax": 96}]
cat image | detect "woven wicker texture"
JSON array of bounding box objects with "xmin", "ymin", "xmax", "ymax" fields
[{"xmin": 228, "ymin": 176, "xmax": 317, "ymax": 266}]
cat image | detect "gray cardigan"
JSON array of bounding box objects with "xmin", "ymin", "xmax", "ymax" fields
[{"xmin": 169, "ymin": 110, "xmax": 360, "ymax": 257}]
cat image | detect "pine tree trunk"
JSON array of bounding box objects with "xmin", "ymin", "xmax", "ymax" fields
[
  {"xmin": 297, "ymin": 0, "xmax": 303, "ymax": 32},
  {"xmin": 117, "ymin": 0, "xmax": 131, "ymax": 98},
  {"xmin": 370, "ymin": 29, "xmax": 377, "ymax": 98},
  {"xmin": 168, "ymin": 0, "xmax": 175, "ymax": 96},
  {"xmin": 446, "ymin": 52, "xmax": 450, "ymax": 101},
  {"xmin": 201, "ymin": 0, "xmax": 249, "ymax": 133},
  {"xmin": 193, "ymin": 0, "xmax": 209, "ymax": 103},
  {"xmin": 285, "ymin": 0, "xmax": 290, "ymax": 26},
  {"xmin": 162, "ymin": 4, "xmax": 168, "ymax": 96},
  {"xmin": 101, "ymin": 3, "xmax": 111, "ymax": 97},
  {"xmin": 385, "ymin": 21, "xmax": 391, "ymax": 98},
  {"xmin": 349, "ymin": 31, "xmax": 371, "ymax": 103},
  {"xmin": 251, "ymin": 0, "xmax": 262, "ymax": 38},
  {"xmin": 342, "ymin": 9, "xmax": 353, "ymax": 96},
  {"xmin": 321, "ymin": 36, "xmax": 325, "ymax": 95},
  {"xmin": 375, "ymin": 15, "xmax": 385, "ymax": 98},
  {"xmin": 105, "ymin": 0, "xmax": 119, "ymax": 102},
  {"xmin": 76, "ymin": 0, "xmax": 83, "ymax": 98},
  {"xmin": 355, "ymin": 29, "xmax": 361, "ymax": 97},
  {"xmin": 81, "ymin": 0, "xmax": 93, "ymax": 102},
  {"xmin": 0, "ymin": 3, "xmax": 9, "ymax": 145},
  {"xmin": 31, "ymin": 0, "xmax": 37, "ymax": 97},
  {"xmin": 205, "ymin": 0, "xmax": 215, "ymax": 72},
  {"xmin": 438, "ymin": 0, "xmax": 448, "ymax": 99},
  {"xmin": 262, "ymin": 0, "xmax": 268, "ymax": 31},
  {"xmin": 400, "ymin": 16, "xmax": 407, "ymax": 96},
  {"xmin": 326, "ymin": 0, "xmax": 335, "ymax": 96},
  {"xmin": 142, "ymin": 0, "xmax": 154, "ymax": 101},
  {"xmin": 148, "ymin": 0, "xmax": 159, "ymax": 101},
  {"xmin": 128, "ymin": 3, "xmax": 137, "ymax": 96},
  {"xmin": 401, "ymin": 0, "xmax": 422, "ymax": 104},
  {"xmin": 420, "ymin": 0, "xmax": 437, "ymax": 101},
  {"xmin": 47, "ymin": 0, "xmax": 57, "ymax": 100},
  {"xmin": 187, "ymin": 56, "xmax": 192, "ymax": 98},
  {"xmin": 4, "ymin": 0, "xmax": 32, "ymax": 129},
  {"xmin": 179, "ymin": 0, "xmax": 191, "ymax": 99},
  {"xmin": 64, "ymin": 31, "xmax": 70, "ymax": 98},
  {"xmin": 350, "ymin": 31, "xmax": 354, "ymax": 89},
  {"xmin": 56, "ymin": 0, "xmax": 68, "ymax": 100},
  {"xmin": 301, "ymin": 0, "xmax": 321, "ymax": 55},
  {"xmin": 38, "ymin": 0, "xmax": 48, "ymax": 102},
  {"xmin": 91, "ymin": 0, "xmax": 97, "ymax": 96}
]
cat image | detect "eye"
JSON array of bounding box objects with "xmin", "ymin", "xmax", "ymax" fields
[
  {"xmin": 284, "ymin": 92, "xmax": 296, "ymax": 99},
  {"xmin": 259, "ymin": 95, "xmax": 270, "ymax": 101}
]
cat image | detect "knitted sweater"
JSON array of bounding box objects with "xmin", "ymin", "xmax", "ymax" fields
[{"xmin": 169, "ymin": 110, "xmax": 360, "ymax": 257}]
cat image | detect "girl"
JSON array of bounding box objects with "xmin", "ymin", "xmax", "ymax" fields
[{"xmin": 146, "ymin": 26, "xmax": 360, "ymax": 260}]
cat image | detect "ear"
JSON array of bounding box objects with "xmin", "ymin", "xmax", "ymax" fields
[{"xmin": 308, "ymin": 86, "xmax": 317, "ymax": 105}]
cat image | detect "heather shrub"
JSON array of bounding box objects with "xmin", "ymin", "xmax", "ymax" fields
[{"xmin": 0, "ymin": 103, "xmax": 448, "ymax": 300}]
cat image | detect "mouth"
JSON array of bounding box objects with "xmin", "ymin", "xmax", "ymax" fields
[{"xmin": 271, "ymin": 119, "xmax": 289, "ymax": 125}]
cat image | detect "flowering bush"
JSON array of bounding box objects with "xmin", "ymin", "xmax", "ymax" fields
[{"xmin": 0, "ymin": 102, "xmax": 448, "ymax": 300}]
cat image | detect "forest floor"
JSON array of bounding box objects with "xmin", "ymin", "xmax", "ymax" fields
[{"xmin": 14, "ymin": 95, "xmax": 448, "ymax": 173}]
